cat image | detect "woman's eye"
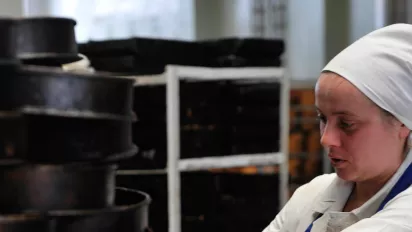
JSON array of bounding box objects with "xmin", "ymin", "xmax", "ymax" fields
[
  {"xmin": 339, "ymin": 120, "xmax": 353, "ymax": 129},
  {"xmin": 317, "ymin": 114, "xmax": 326, "ymax": 123}
]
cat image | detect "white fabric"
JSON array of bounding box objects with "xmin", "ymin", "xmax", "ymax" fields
[
  {"xmin": 262, "ymin": 150, "xmax": 412, "ymax": 232},
  {"xmin": 322, "ymin": 23, "xmax": 412, "ymax": 130},
  {"xmin": 61, "ymin": 54, "xmax": 95, "ymax": 74}
]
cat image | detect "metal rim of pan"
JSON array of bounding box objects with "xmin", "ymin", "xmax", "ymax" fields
[
  {"xmin": 47, "ymin": 187, "xmax": 152, "ymax": 216},
  {"xmin": 0, "ymin": 18, "xmax": 18, "ymax": 23},
  {"xmin": 19, "ymin": 64, "xmax": 136, "ymax": 82},
  {"xmin": 0, "ymin": 212, "xmax": 47, "ymax": 222},
  {"xmin": 0, "ymin": 162, "xmax": 119, "ymax": 170},
  {"xmin": 11, "ymin": 162, "xmax": 119, "ymax": 170},
  {"xmin": 0, "ymin": 144, "xmax": 138, "ymax": 164},
  {"xmin": 97, "ymin": 145, "xmax": 138, "ymax": 163},
  {"xmin": 19, "ymin": 107, "xmax": 136, "ymax": 121},
  {"xmin": 18, "ymin": 53, "xmax": 82, "ymax": 64},
  {"xmin": 17, "ymin": 17, "xmax": 76, "ymax": 25},
  {"xmin": 16, "ymin": 65, "xmax": 137, "ymax": 121}
]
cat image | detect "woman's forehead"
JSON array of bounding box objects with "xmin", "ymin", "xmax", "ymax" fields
[{"xmin": 315, "ymin": 72, "xmax": 375, "ymax": 114}]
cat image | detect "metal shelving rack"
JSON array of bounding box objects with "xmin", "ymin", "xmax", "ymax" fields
[{"xmin": 118, "ymin": 65, "xmax": 290, "ymax": 232}]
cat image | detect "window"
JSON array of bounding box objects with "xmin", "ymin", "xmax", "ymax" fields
[{"xmin": 25, "ymin": 0, "xmax": 195, "ymax": 43}]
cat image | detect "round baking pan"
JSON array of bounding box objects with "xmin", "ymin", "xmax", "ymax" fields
[
  {"xmin": 0, "ymin": 18, "xmax": 18, "ymax": 61},
  {"xmin": 50, "ymin": 187, "xmax": 151, "ymax": 232},
  {"xmin": 16, "ymin": 17, "xmax": 81, "ymax": 65},
  {"xmin": 0, "ymin": 112, "xmax": 26, "ymax": 161},
  {"xmin": 0, "ymin": 163, "xmax": 116, "ymax": 212},
  {"xmin": 24, "ymin": 113, "xmax": 137, "ymax": 162},
  {"xmin": 0, "ymin": 65, "xmax": 135, "ymax": 120}
]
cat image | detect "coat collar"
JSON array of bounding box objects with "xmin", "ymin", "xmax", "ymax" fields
[
  {"xmin": 295, "ymin": 176, "xmax": 353, "ymax": 232},
  {"xmin": 311, "ymin": 176, "xmax": 353, "ymax": 213},
  {"xmin": 295, "ymin": 149, "xmax": 412, "ymax": 232},
  {"xmin": 313, "ymin": 149, "xmax": 412, "ymax": 216}
]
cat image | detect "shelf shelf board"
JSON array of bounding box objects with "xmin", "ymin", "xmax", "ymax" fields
[
  {"xmin": 116, "ymin": 152, "xmax": 285, "ymax": 175},
  {"xmin": 178, "ymin": 152, "xmax": 284, "ymax": 171},
  {"xmin": 129, "ymin": 66, "xmax": 285, "ymax": 86}
]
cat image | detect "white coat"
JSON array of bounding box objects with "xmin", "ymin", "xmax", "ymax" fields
[{"xmin": 262, "ymin": 150, "xmax": 412, "ymax": 232}]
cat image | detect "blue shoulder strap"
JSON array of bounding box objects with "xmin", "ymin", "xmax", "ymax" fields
[{"xmin": 377, "ymin": 162, "xmax": 412, "ymax": 212}]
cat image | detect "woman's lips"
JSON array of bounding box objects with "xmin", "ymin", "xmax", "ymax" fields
[{"xmin": 329, "ymin": 156, "xmax": 348, "ymax": 168}]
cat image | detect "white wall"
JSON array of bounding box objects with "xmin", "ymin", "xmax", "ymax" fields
[
  {"xmin": 285, "ymin": 0, "xmax": 386, "ymax": 80},
  {"xmin": 23, "ymin": 0, "xmax": 51, "ymax": 16},
  {"xmin": 0, "ymin": 0, "xmax": 24, "ymax": 17},
  {"xmin": 219, "ymin": 0, "xmax": 254, "ymax": 38},
  {"xmin": 194, "ymin": 0, "xmax": 222, "ymax": 40},
  {"xmin": 194, "ymin": 0, "xmax": 254, "ymax": 40},
  {"xmin": 194, "ymin": 0, "xmax": 325, "ymax": 80},
  {"xmin": 324, "ymin": 0, "xmax": 350, "ymax": 62},
  {"xmin": 286, "ymin": 0, "xmax": 325, "ymax": 80},
  {"xmin": 193, "ymin": 0, "xmax": 286, "ymax": 40},
  {"xmin": 22, "ymin": 0, "xmax": 195, "ymax": 42},
  {"xmin": 349, "ymin": 0, "xmax": 386, "ymax": 42}
]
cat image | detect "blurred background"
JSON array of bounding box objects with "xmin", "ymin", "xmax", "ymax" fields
[
  {"xmin": 4, "ymin": 0, "xmax": 411, "ymax": 231},
  {"xmin": 11, "ymin": 0, "xmax": 409, "ymax": 81}
]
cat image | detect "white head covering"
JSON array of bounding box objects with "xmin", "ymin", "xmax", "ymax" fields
[{"xmin": 322, "ymin": 23, "xmax": 412, "ymax": 131}]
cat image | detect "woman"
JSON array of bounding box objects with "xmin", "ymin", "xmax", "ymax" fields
[{"xmin": 263, "ymin": 23, "xmax": 412, "ymax": 232}]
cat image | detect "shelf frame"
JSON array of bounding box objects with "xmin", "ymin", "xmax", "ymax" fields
[
  {"xmin": 163, "ymin": 65, "xmax": 290, "ymax": 232},
  {"xmin": 123, "ymin": 65, "xmax": 290, "ymax": 232}
]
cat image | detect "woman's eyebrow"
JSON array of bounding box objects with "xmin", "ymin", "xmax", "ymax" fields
[{"xmin": 315, "ymin": 106, "xmax": 357, "ymax": 117}]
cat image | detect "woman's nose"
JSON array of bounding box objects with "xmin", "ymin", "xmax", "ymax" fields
[{"xmin": 320, "ymin": 124, "xmax": 341, "ymax": 148}]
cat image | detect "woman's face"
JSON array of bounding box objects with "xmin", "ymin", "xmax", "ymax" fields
[{"xmin": 315, "ymin": 72, "xmax": 409, "ymax": 182}]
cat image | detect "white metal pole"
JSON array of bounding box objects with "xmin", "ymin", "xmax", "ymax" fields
[
  {"xmin": 166, "ymin": 65, "xmax": 181, "ymax": 232},
  {"xmin": 279, "ymin": 70, "xmax": 290, "ymax": 207},
  {"xmin": 280, "ymin": 0, "xmax": 292, "ymax": 208}
]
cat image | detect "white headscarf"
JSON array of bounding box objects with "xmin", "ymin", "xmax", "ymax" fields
[{"xmin": 322, "ymin": 23, "xmax": 412, "ymax": 131}]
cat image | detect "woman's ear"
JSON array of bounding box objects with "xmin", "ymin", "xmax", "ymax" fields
[{"xmin": 399, "ymin": 124, "xmax": 411, "ymax": 140}]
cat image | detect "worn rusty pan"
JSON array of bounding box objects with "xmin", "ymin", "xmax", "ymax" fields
[
  {"xmin": 0, "ymin": 163, "xmax": 116, "ymax": 212},
  {"xmin": 16, "ymin": 17, "xmax": 81, "ymax": 66},
  {"xmin": 0, "ymin": 112, "xmax": 26, "ymax": 162},
  {"xmin": 0, "ymin": 65, "xmax": 135, "ymax": 120},
  {"xmin": 50, "ymin": 187, "xmax": 151, "ymax": 232},
  {"xmin": 0, "ymin": 18, "xmax": 19, "ymax": 62},
  {"xmin": 0, "ymin": 112, "xmax": 137, "ymax": 163},
  {"xmin": 24, "ymin": 113, "xmax": 137, "ymax": 162}
]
